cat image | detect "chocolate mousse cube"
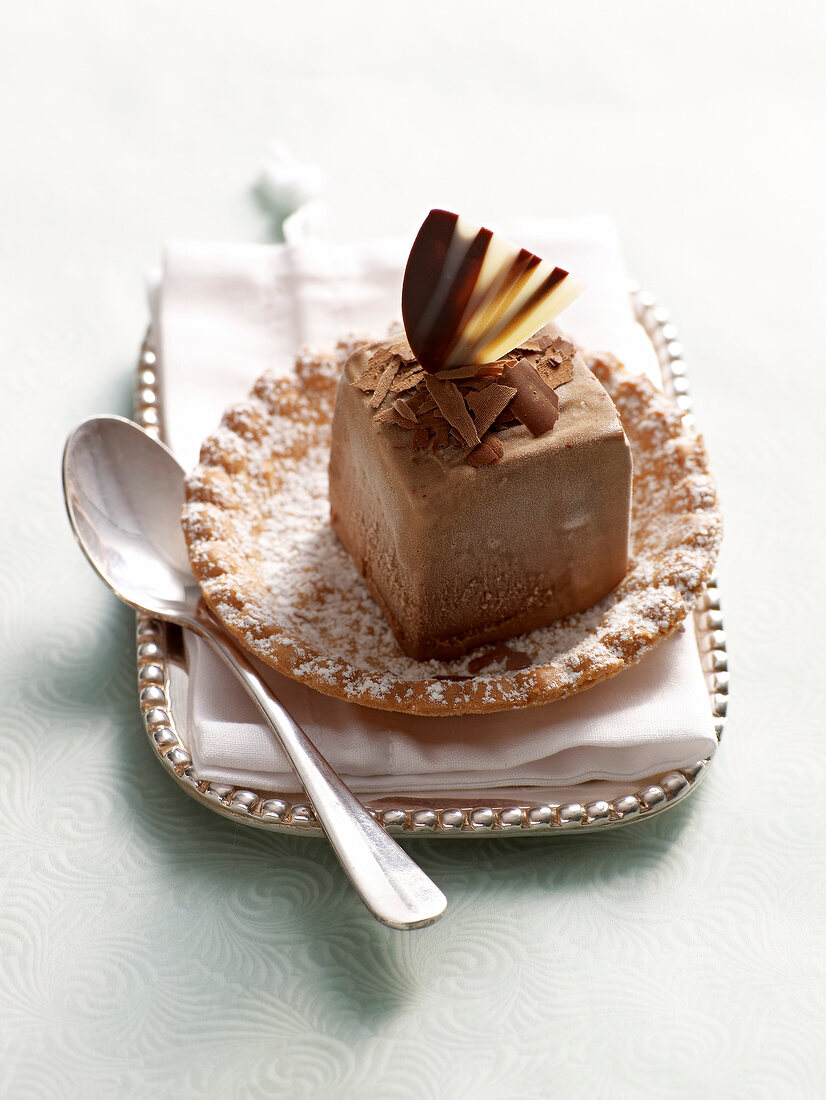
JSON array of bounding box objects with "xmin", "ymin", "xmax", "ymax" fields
[{"xmin": 328, "ymin": 337, "xmax": 632, "ymax": 661}]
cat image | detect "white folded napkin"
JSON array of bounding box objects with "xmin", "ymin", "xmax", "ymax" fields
[{"xmin": 154, "ymin": 211, "xmax": 717, "ymax": 795}]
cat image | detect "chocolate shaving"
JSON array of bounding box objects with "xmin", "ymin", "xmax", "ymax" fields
[
  {"xmin": 392, "ymin": 398, "xmax": 418, "ymax": 423},
  {"xmin": 501, "ymin": 359, "xmax": 559, "ymax": 436},
  {"xmin": 501, "ymin": 646, "xmax": 532, "ymax": 670},
  {"xmin": 372, "ymin": 406, "xmax": 409, "ymax": 427},
  {"xmin": 410, "ymin": 392, "xmax": 438, "ymax": 416},
  {"xmin": 533, "ymin": 348, "xmax": 574, "ymax": 389},
  {"xmin": 350, "ymin": 348, "xmax": 385, "ymax": 392},
  {"xmin": 424, "ymin": 375, "xmax": 480, "ymax": 449},
  {"xmin": 467, "ymin": 642, "xmax": 532, "ymax": 674},
  {"xmin": 516, "ymin": 326, "xmax": 559, "ymax": 353},
  {"xmin": 551, "ymin": 336, "xmax": 576, "ymax": 359},
  {"xmin": 369, "ymin": 342, "xmax": 405, "ymax": 371},
  {"xmin": 433, "ymin": 360, "xmax": 513, "ymax": 381},
  {"xmin": 466, "ymin": 433, "xmax": 504, "ymax": 467},
  {"xmin": 461, "ymin": 377, "xmax": 500, "ymax": 391},
  {"xmin": 431, "ymin": 420, "xmax": 450, "ymax": 449},
  {"xmin": 493, "ymin": 403, "xmax": 519, "ymax": 425},
  {"xmin": 383, "ymin": 332, "xmax": 416, "ymax": 362},
  {"xmin": 414, "ymin": 410, "xmax": 446, "ymax": 430},
  {"xmin": 412, "ymin": 425, "xmax": 430, "ymax": 449},
  {"xmin": 390, "ymin": 368, "xmax": 425, "ymax": 393},
  {"xmin": 517, "ymin": 326, "xmax": 577, "ymax": 380},
  {"xmin": 369, "ymin": 355, "xmax": 402, "ymax": 408},
  {"xmin": 465, "ymin": 383, "xmax": 518, "ymax": 436}
]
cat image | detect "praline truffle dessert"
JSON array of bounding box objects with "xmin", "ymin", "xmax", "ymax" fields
[{"xmin": 328, "ymin": 210, "xmax": 633, "ymax": 660}]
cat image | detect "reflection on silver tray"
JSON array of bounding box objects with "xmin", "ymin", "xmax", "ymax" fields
[{"xmin": 131, "ymin": 288, "xmax": 728, "ymax": 837}]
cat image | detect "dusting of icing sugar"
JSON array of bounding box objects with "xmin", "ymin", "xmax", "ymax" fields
[{"xmin": 181, "ymin": 348, "xmax": 722, "ymax": 716}]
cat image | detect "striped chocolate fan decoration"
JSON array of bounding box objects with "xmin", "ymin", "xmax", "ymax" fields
[{"xmin": 401, "ymin": 209, "xmax": 585, "ymax": 374}]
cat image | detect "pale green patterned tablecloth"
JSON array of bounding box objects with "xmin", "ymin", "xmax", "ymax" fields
[{"xmin": 2, "ymin": 2, "xmax": 825, "ymax": 1096}]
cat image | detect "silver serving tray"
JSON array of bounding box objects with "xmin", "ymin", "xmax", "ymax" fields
[{"xmin": 131, "ymin": 288, "xmax": 728, "ymax": 837}]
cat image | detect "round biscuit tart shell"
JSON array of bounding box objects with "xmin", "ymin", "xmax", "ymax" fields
[{"xmin": 181, "ymin": 349, "xmax": 722, "ymax": 716}]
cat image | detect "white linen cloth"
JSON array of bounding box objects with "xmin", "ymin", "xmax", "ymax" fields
[{"xmin": 154, "ymin": 214, "xmax": 717, "ymax": 794}]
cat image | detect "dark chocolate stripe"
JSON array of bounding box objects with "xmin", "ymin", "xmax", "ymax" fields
[
  {"xmin": 488, "ymin": 266, "xmax": 569, "ymax": 351},
  {"xmin": 516, "ymin": 251, "xmax": 541, "ymax": 275},
  {"xmin": 418, "ymin": 227, "xmax": 492, "ymax": 372},
  {"xmin": 518, "ymin": 265, "xmax": 569, "ymax": 319},
  {"xmin": 401, "ymin": 210, "xmax": 459, "ymax": 352}
]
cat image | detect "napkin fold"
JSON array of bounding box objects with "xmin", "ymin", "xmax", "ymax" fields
[
  {"xmin": 182, "ymin": 629, "xmax": 713, "ymax": 794},
  {"xmin": 154, "ymin": 208, "xmax": 717, "ymax": 794}
]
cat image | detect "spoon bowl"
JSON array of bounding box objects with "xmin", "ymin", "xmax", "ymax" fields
[
  {"xmin": 63, "ymin": 416, "xmax": 200, "ymax": 618},
  {"xmin": 63, "ymin": 415, "xmax": 446, "ymax": 930}
]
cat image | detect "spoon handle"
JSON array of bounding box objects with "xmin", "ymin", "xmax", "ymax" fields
[{"xmin": 184, "ymin": 614, "xmax": 447, "ymax": 930}]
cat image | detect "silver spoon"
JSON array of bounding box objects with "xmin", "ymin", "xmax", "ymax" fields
[{"xmin": 62, "ymin": 414, "xmax": 446, "ymax": 930}]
